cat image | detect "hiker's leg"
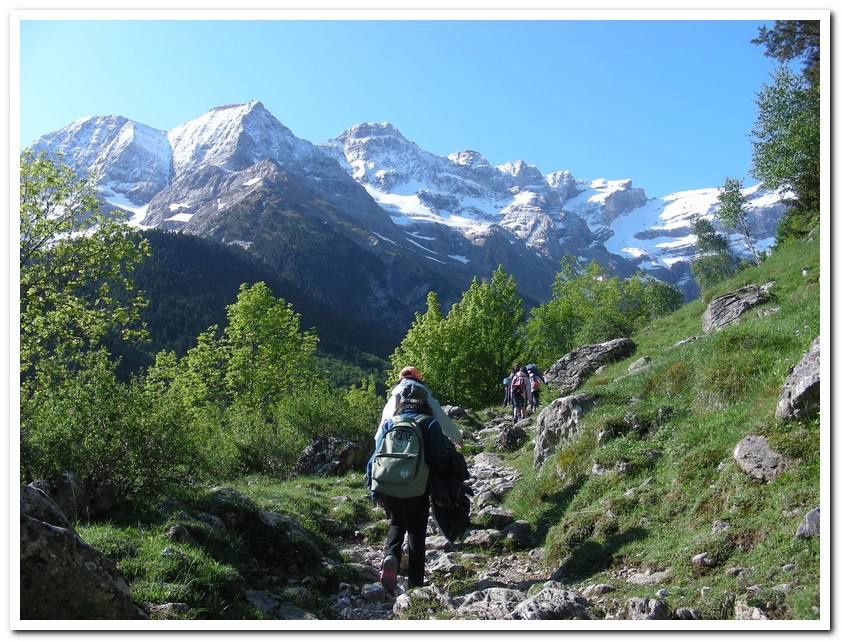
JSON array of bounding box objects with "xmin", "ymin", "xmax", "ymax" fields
[
  {"xmin": 381, "ymin": 496, "xmax": 407, "ymax": 568},
  {"xmin": 405, "ymin": 494, "xmax": 430, "ymax": 587}
]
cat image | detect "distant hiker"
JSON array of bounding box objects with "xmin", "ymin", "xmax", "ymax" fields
[
  {"xmin": 366, "ymin": 380, "xmax": 459, "ymax": 592},
  {"xmin": 510, "ymin": 364, "xmax": 531, "ymax": 421},
  {"xmin": 526, "ymin": 364, "xmax": 545, "ymax": 412},
  {"xmin": 502, "ymin": 376, "xmax": 512, "ymax": 406},
  {"xmin": 378, "ymin": 366, "xmax": 463, "ymax": 448}
]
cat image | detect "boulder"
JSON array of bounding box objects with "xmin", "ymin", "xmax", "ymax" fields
[
  {"xmin": 476, "ymin": 506, "xmax": 515, "ymax": 529},
  {"xmin": 702, "ymin": 283, "xmax": 773, "ymax": 333},
  {"xmin": 733, "ymin": 436, "xmax": 786, "ymax": 483},
  {"xmin": 544, "ymin": 338, "xmax": 636, "ymax": 395},
  {"xmin": 456, "ymin": 587, "xmax": 526, "ymax": 619},
  {"xmin": 294, "ymin": 436, "xmax": 367, "ymax": 476},
  {"xmin": 21, "ymin": 485, "xmax": 71, "ymax": 530},
  {"xmin": 205, "ymin": 487, "xmax": 259, "ymax": 529},
  {"xmin": 795, "ymin": 507, "xmax": 820, "ymax": 538},
  {"xmin": 776, "ymin": 336, "xmax": 820, "ymax": 421},
  {"xmin": 674, "ymin": 607, "xmax": 701, "ymax": 620},
  {"xmin": 28, "ymin": 473, "xmax": 88, "ymax": 522},
  {"xmin": 442, "ymin": 405, "xmax": 469, "ymax": 420},
  {"xmin": 533, "ymin": 394, "xmax": 596, "ymax": 468},
  {"xmin": 244, "ymin": 590, "xmax": 316, "ymax": 620},
  {"xmin": 20, "ymin": 487, "xmax": 147, "ymax": 620},
  {"xmin": 462, "ymin": 528, "xmax": 503, "ymax": 547},
  {"xmin": 507, "ymin": 588, "xmax": 592, "ymax": 620},
  {"xmin": 624, "ymin": 597, "xmax": 670, "ymax": 620},
  {"xmin": 495, "ymin": 422, "xmax": 526, "ymax": 451}
]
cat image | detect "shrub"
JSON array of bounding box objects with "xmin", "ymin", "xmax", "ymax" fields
[{"xmin": 24, "ymin": 350, "xmax": 202, "ymax": 497}]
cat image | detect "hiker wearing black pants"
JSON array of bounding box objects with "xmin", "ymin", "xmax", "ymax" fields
[
  {"xmin": 379, "ymin": 493, "xmax": 430, "ymax": 588},
  {"xmin": 367, "ymin": 368, "xmax": 451, "ymax": 592}
]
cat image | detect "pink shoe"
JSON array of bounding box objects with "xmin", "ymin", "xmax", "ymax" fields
[{"xmin": 379, "ymin": 555, "xmax": 398, "ymax": 593}]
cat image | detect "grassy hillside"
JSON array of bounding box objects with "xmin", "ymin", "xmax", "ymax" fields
[
  {"xmin": 71, "ymin": 236, "xmax": 820, "ymax": 621},
  {"xmin": 503, "ymin": 235, "xmax": 821, "ymax": 618}
]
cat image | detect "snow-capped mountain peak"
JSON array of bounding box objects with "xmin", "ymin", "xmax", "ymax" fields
[
  {"xmin": 166, "ymin": 100, "xmax": 312, "ymax": 178},
  {"xmin": 29, "ymin": 114, "xmax": 171, "ymax": 206}
]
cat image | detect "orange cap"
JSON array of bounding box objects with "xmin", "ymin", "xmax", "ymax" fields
[{"xmin": 399, "ymin": 366, "xmax": 423, "ymax": 381}]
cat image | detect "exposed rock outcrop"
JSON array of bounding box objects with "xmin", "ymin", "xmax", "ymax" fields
[
  {"xmin": 533, "ymin": 394, "xmax": 596, "ymax": 468},
  {"xmin": 506, "ymin": 587, "xmax": 592, "ymax": 620},
  {"xmin": 544, "ymin": 338, "xmax": 636, "ymax": 395},
  {"xmin": 776, "ymin": 336, "xmax": 820, "ymax": 421},
  {"xmin": 20, "ymin": 486, "xmax": 147, "ymax": 620},
  {"xmin": 795, "ymin": 508, "xmax": 820, "ymax": 538},
  {"xmin": 294, "ymin": 436, "xmax": 367, "ymax": 476},
  {"xmin": 733, "ymin": 435, "xmax": 786, "ymax": 483},
  {"xmin": 702, "ymin": 283, "xmax": 774, "ymax": 333}
]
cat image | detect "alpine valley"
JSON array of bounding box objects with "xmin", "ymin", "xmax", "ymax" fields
[{"xmin": 29, "ymin": 100, "xmax": 789, "ymax": 360}]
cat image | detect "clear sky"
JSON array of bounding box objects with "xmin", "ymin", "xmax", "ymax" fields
[{"xmin": 19, "ymin": 18, "xmax": 779, "ymax": 197}]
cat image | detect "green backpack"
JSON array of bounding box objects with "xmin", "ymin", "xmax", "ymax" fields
[{"xmin": 370, "ymin": 415, "xmax": 431, "ymax": 499}]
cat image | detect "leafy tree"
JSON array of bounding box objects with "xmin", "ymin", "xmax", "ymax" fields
[
  {"xmin": 690, "ymin": 216, "xmax": 738, "ymax": 292},
  {"xmin": 390, "ymin": 291, "xmax": 449, "ymax": 397},
  {"xmin": 716, "ymin": 177, "xmax": 760, "ymax": 264},
  {"xmin": 222, "ymin": 282, "xmax": 318, "ymax": 415},
  {"xmin": 750, "ymin": 21, "xmax": 821, "ymax": 241},
  {"xmin": 20, "ymin": 151, "xmax": 150, "ymax": 385},
  {"xmin": 390, "ymin": 267, "xmax": 525, "ymax": 408},
  {"xmin": 752, "ymin": 20, "xmax": 820, "ymax": 86}
]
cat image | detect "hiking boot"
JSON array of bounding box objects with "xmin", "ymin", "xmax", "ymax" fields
[{"xmin": 379, "ymin": 555, "xmax": 398, "ymax": 593}]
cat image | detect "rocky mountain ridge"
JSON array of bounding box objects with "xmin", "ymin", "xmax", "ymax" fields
[{"xmin": 29, "ymin": 101, "xmax": 790, "ymax": 337}]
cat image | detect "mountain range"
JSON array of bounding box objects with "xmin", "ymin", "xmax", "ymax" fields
[{"xmin": 29, "ymin": 100, "xmax": 789, "ymax": 355}]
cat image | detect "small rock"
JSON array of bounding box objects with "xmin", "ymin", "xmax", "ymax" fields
[
  {"xmin": 674, "ymin": 607, "xmax": 701, "ymax": 620},
  {"xmin": 692, "ymin": 552, "xmax": 717, "ymax": 568},
  {"xmin": 655, "ymin": 588, "xmax": 668, "ymax": 598},
  {"xmin": 795, "ymin": 507, "xmax": 820, "ymax": 538},
  {"xmin": 624, "ymin": 597, "xmax": 670, "ymax": 620},
  {"xmin": 772, "ymin": 583, "xmax": 791, "ymax": 593},
  {"xmin": 628, "ymin": 356, "xmax": 652, "ymax": 373},
  {"xmin": 582, "ymin": 584, "xmax": 616, "ymax": 598},
  {"xmin": 462, "ymin": 528, "xmax": 503, "ymax": 547},
  {"xmin": 726, "ymin": 567, "xmax": 745, "ymax": 577},
  {"xmin": 733, "ymin": 435, "xmax": 786, "ymax": 483},
  {"xmin": 735, "ymin": 601, "xmax": 768, "ymax": 620},
  {"xmin": 712, "ymin": 520, "xmax": 730, "ymax": 533},
  {"xmin": 673, "ymin": 336, "xmax": 699, "ymax": 348},
  {"xmin": 700, "ymin": 586, "xmax": 712, "ymax": 598},
  {"xmin": 591, "ymin": 462, "xmax": 609, "ymax": 476},
  {"xmin": 146, "ymin": 602, "xmax": 190, "ymax": 619},
  {"xmin": 166, "ymin": 524, "xmax": 191, "ymax": 543},
  {"xmin": 783, "ymin": 564, "xmax": 795, "ymax": 572},
  {"xmin": 362, "ymin": 583, "xmax": 386, "ymax": 603}
]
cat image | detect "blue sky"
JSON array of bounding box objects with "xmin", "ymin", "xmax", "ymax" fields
[{"xmin": 19, "ymin": 19, "xmax": 778, "ymax": 197}]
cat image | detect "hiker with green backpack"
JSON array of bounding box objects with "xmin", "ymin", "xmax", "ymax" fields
[{"xmin": 366, "ymin": 368, "xmax": 465, "ymax": 592}]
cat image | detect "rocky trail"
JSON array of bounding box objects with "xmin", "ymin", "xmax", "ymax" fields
[{"xmin": 327, "ymin": 421, "xmax": 562, "ymax": 620}]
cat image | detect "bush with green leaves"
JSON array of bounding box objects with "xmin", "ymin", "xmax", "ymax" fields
[
  {"xmin": 525, "ymin": 258, "xmax": 682, "ymax": 368},
  {"xmin": 23, "ymin": 349, "xmax": 203, "ymax": 496}
]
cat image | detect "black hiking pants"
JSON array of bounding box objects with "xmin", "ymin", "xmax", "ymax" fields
[{"xmin": 381, "ymin": 493, "xmax": 429, "ymax": 588}]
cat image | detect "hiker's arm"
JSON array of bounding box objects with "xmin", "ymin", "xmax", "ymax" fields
[
  {"xmin": 378, "ymin": 393, "xmax": 398, "ymax": 432},
  {"xmin": 428, "ymin": 395, "xmax": 463, "ymax": 447}
]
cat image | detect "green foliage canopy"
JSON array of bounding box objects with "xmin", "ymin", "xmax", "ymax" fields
[
  {"xmin": 20, "ymin": 152, "xmax": 150, "ymax": 384},
  {"xmin": 390, "ymin": 267, "xmax": 525, "ymax": 408},
  {"xmin": 525, "ymin": 258, "xmax": 682, "ymax": 368}
]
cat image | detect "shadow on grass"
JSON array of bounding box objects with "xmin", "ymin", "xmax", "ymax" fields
[
  {"xmin": 534, "ymin": 478, "xmax": 586, "ymax": 541},
  {"xmin": 558, "ymin": 526, "xmax": 648, "ymax": 583}
]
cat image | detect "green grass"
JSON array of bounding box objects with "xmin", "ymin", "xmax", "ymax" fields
[{"xmin": 505, "ymin": 237, "xmax": 821, "ymax": 619}]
